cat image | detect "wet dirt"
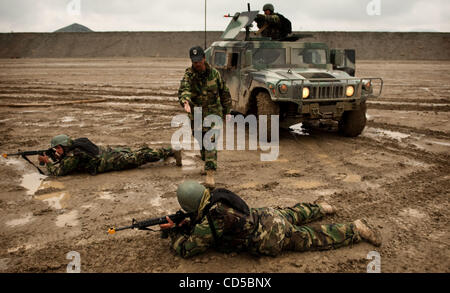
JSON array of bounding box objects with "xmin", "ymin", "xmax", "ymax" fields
[{"xmin": 0, "ymin": 58, "xmax": 448, "ymax": 273}]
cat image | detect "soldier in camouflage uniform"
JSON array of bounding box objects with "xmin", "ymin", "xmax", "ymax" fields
[
  {"xmin": 160, "ymin": 181, "xmax": 382, "ymax": 258},
  {"xmin": 255, "ymin": 3, "xmax": 289, "ymax": 40},
  {"xmin": 178, "ymin": 46, "xmax": 233, "ymax": 188},
  {"xmin": 38, "ymin": 134, "xmax": 181, "ymax": 176}
]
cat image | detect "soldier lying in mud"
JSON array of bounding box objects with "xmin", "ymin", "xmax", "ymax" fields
[
  {"xmin": 159, "ymin": 181, "xmax": 382, "ymax": 258},
  {"xmin": 38, "ymin": 134, "xmax": 182, "ymax": 176}
]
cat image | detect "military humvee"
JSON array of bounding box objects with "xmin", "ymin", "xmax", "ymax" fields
[{"xmin": 205, "ymin": 10, "xmax": 383, "ymax": 137}]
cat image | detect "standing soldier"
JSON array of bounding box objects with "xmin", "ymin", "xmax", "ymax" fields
[
  {"xmin": 178, "ymin": 46, "xmax": 232, "ymax": 189},
  {"xmin": 38, "ymin": 134, "xmax": 181, "ymax": 176}
]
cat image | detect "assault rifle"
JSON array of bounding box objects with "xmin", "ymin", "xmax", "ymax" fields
[
  {"xmin": 2, "ymin": 148, "xmax": 58, "ymax": 175},
  {"xmin": 107, "ymin": 210, "xmax": 194, "ymax": 235}
]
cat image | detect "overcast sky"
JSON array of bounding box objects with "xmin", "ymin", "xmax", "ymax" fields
[{"xmin": 0, "ymin": 0, "xmax": 448, "ymax": 32}]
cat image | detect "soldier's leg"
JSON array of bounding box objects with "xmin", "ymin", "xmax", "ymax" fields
[
  {"xmin": 283, "ymin": 222, "xmax": 362, "ymax": 252},
  {"xmin": 203, "ymin": 127, "xmax": 218, "ymax": 171},
  {"xmin": 276, "ymin": 203, "xmax": 327, "ymax": 226},
  {"xmin": 108, "ymin": 148, "xmax": 173, "ymax": 171}
]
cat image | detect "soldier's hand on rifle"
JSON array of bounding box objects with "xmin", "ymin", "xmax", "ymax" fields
[
  {"xmin": 159, "ymin": 216, "xmax": 189, "ymax": 230},
  {"xmin": 183, "ymin": 101, "xmax": 191, "ymax": 113},
  {"xmin": 160, "ymin": 216, "xmax": 175, "ymax": 230},
  {"xmin": 38, "ymin": 155, "xmax": 50, "ymax": 164}
]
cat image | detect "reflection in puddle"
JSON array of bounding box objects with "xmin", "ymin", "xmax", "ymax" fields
[
  {"xmin": 21, "ymin": 173, "xmax": 47, "ymax": 195},
  {"xmin": 290, "ymin": 123, "xmax": 310, "ymax": 136}
]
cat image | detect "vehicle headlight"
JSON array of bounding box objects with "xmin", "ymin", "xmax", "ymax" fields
[
  {"xmin": 279, "ymin": 84, "xmax": 288, "ymax": 94},
  {"xmin": 346, "ymin": 85, "xmax": 355, "ymax": 97},
  {"xmin": 302, "ymin": 87, "xmax": 310, "ymax": 99}
]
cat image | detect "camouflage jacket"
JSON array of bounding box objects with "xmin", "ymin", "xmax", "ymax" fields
[
  {"xmin": 166, "ymin": 201, "xmax": 297, "ymax": 258},
  {"xmin": 167, "ymin": 202, "xmax": 256, "ymax": 258},
  {"xmin": 256, "ymin": 14, "xmax": 282, "ymax": 39},
  {"xmin": 178, "ymin": 62, "xmax": 232, "ymax": 119},
  {"xmin": 46, "ymin": 146, "xmax": 131, "ymax": 176}
]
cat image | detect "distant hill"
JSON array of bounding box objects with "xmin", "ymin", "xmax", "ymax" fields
[{"xmin": 54, "ymin": 23, "xmax": 93, "ymax": 33}]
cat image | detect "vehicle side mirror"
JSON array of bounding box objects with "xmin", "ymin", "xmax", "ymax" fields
[{"xmin": 331, "ymin": 49, "xmax": 355, "ymax": 76}]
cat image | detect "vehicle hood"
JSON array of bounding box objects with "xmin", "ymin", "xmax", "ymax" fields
[{"xmin": 250, "ymin": 68, "xmax": 351, "ymax": 84}]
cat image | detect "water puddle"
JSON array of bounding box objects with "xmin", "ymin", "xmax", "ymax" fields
[
  {"xmin": 181, "ymin": 158, "xmax": 197, "ymax": 171},
  {"xmin": 61, "ymin": 116, "xmax": 75, "ymax": 123},
  {"xmin": 290, "ymin": 123, "xmax": 310, "ymax": 136},
  {"xmin": 98, "ymin": 191, "xmax": 114, "ymax": 200},
  {"xmin": 6, "ymin": 159, "xmax": 47, "ymax": 195},
  {"xmin": 399, "ymin": 208, "xmax": 427, "ymax": 220},
  {"xmin": 5, "ymin": 213, "xmax": 34, "ymax": 227},
  {"xmin": 363, "ymin": 127, "xmax": 410, "ymax": 142},
  {"xmin": 56, "ymin": 210, "xmax": 79, "ymax": 227},
  {"xmin": 313, "ymin": 189, "xmax": 338, "ymax": 196},
  {"xmin": 35, "ymin": 192, "xmax": 70, "ymax": 210},
  {"xmin": 427, "ymin": 140, "xmax": 450, "ymax": 147}
]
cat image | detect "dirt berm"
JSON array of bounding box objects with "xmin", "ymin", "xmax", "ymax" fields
[{"xmin": 0, "ymin": 31, "xmax": 449, "ymax": 60}]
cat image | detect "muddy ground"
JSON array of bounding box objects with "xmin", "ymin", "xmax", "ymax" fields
[{"xmin": 0, "ymin": 58, "xmax": 448, "ymax": 273}]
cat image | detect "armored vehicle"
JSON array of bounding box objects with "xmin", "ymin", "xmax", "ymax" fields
[{"xmin": 205, "ymin": 10, "xmax": 383, "ymax": 137}]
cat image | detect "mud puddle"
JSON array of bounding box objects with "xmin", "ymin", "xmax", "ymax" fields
[{"xmin": 289, "ymin": 123, "xmax": 310, "ymax": 136}]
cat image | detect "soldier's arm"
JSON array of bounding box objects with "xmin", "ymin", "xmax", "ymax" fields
[
  {"xmin": 167, "ymin": 217, "xmax": 222, "ymax": 258},
  {"xmin": 178, "ymin": 70, "xmax": 194, "ymax": 107},
  {"xmin": 216, "ymin": 71, "xmax": 232, "ymax": 115},
  {"xmin": 263, "ymin": 14, "xmax": 281, "ymax": 25},
  {"xmin": 46, "ymin": 156, "xmax": 80, "ymax": 176}
]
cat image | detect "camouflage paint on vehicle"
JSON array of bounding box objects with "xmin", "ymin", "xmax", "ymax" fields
[{"xmin": 206, "ymin": 10, "xmax": 383, "ymax": 131}]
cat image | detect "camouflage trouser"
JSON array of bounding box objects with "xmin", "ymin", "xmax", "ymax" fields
[
  {"xmin": 191, "ymin": 120, "xmax": 218, "ymax": 171},
  {"xmin": 249, "ymin": 203, "xmax": 361, "ymax": 256},
  {"xmin": 97, "ymin": 146, "xmax": 174, "ymax": 173}
]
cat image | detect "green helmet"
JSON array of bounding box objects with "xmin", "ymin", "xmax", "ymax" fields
[
  {"xmin": 51, "ymin": 134, "xmax": 71, "ymax": 148},
  {"xmin": 176, "ymin": 181, "xmax": 206, "ymax": 213},
  {"xmin": 263, "ymin": 3, "xmax": 274, "ymax": 13}
]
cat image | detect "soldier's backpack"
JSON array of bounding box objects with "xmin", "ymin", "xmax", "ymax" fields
[{"xmin": 276, "ymin": 13, "xmax": 292, "ymax": 38}]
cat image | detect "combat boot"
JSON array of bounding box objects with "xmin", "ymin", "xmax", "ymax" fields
[
  {"xmin": 173, "ymin": 150, "xmax": 182, "ymax": 166},
  {"xmin": 353, "ymin": 219, "xmax": 382, "ymax": 247},
  {"xmin": 317, "ymin": 202, "xmax": 336, "ymax": 215},
  {"xmin": 204, "ymin": 170, "xmax": 215, "ymax": 189}
]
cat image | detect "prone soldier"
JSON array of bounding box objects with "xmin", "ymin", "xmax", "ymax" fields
[
  {"xmin": 160, "ymin": 181, "xmax": 382, "ymax": 258},
  {"xmin": 38, "ymin": 134, "xmax": 182, "ymax": 176}
]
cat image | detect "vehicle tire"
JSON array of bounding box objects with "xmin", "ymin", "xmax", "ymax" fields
[
  {"xmin": 256, "ymin": 91, "xmax": 279, "ymax": 141},
  {"xmin": 338, "ymin": 102, "xmax": 367, "ymax": 137}
]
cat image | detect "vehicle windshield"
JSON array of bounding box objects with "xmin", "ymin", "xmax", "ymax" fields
[
  {"xmin": 252, "ymin": 48, "xmax": 286, "ymax": 66},
  {"xmin": 291, "ymin": 48, "xmax": 327, "ymax": 65}
]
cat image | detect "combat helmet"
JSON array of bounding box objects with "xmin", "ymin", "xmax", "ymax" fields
[
  {"xmin": 51, "ymin": 134, "xmax": 71, "ymax": 148},
  {"xmin": 263, "ymin": 3, "xmax": 274, "ymax": 13},
  {"xmin": 176, "ymin": 181, "xmax": 206, "ymax": 213}
]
